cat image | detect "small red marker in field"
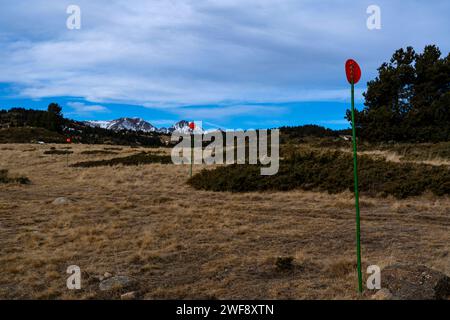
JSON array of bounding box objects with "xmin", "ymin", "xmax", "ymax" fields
[
  {"xmin": 65, "ymin": 138, "xmax": 72, "ymax": 167},
  {"xmin": 188, "ymin": 122, "xmax": 195, "ymax": 177}
]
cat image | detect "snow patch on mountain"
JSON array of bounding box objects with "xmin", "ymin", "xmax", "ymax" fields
[
  {"xmin": 84, "ymin": 118, "xmax": 204, "ymax": 134},
  {"xmin": 84, "ymin": 118, "xmax": 156, "ymax": 132}
]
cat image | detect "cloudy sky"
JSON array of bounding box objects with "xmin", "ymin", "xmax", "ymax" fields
[{"xmin": 0, "ymin": 0, "xmax": 449, "ymax": 129}]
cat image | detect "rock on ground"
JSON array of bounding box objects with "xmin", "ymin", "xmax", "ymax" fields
[
  {"xmin": 52, "ymin": 197, "xmax": 71, "ymax": 205},
  {"xmin": 99, "ymin": 275, "xmax": 135, "ymax": 291},
  {"xmin": 120, "ymin": 291, "xmax": 137, "ymax": 300},
  {"xmin": 382, "ymin": 264, "xmax": 450, "ymax": 300},
  {"xmin": 371, "ymin": 288, "xmax": 393, "ymax": 300}
]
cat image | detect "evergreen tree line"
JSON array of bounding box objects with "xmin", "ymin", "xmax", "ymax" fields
[
  {"xmin": 0, "ymin": 103, "xmax": 63, "ymax": 132},
  {"xmin": 347, "ymin": 45, "xmax": 450, "ymax": 142},
  {"xmin": 0, "ymin": 104, "xmax": 164, "ymax": 146}
]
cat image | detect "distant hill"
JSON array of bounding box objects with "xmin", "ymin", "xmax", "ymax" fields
[
  {"xmin": 0, "ymin": 127, "xmax": 65, "ymax": 144},
  {"xmin": 0, "ymin": 106, "xmax": 353, "ymax": 145},
  {"xmin": 0, "ymin": 108, "xmax": 166, "ymax": 146}
]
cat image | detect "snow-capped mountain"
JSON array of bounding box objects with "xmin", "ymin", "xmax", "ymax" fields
[
  {"xmin": 157, "ymin": 127, "xmax": 171, "ymax": 134},
  {"xmin": 171, "ymin": 120, "xmax": 202, "ymax": 134},
  {"xmin": 85, "ymin": 118, "xmax": 158, "ymax": 133},
  {"xmin": 84, "ymin": 118, "xmax": 204, "ymax": 134}
]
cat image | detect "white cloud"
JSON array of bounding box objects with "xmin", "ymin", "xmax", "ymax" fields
[
  {"xmin": 0, "ymin": 0, "xmax": 448, "ymax": 107},
  {"xmin": 147, "ymin": 119, "xmax": 178, "ymax": 126},
  {"xmin": 66, "ymin": 101, "xmax": 109, "ymax": 115},
  {"xmin": 169, "ymin": 104, "xmax": 287, "ymax": 120},
  {"xmin": 320, "ymin": 119, "xmax": 349, "ymax": 125}
]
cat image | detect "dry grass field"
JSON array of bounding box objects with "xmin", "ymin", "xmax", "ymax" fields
[{"xmin": 0, "ymin": 143, "xmax": 449, "ymax": 299}]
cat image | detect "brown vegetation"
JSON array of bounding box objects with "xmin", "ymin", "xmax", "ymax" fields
[
  {"xmin": 0, "ymin": 169, "xmax": 30, "ymax": 185},
  {"xmin": 0, "ymin": 143, "xmax": 448, "ymax": 299}
]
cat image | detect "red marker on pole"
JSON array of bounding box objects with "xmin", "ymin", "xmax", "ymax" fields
[
  {"xmin": 345, "ymin": 59, "xmax": 361, "ymax": 85},
  {"xmin": 189, "ymin": 122, "xmax": 195, "ymax": 177},
  {"xmin": 345, "ymin": 59, "xmax": 363, "ymax": 294},
  {"xmin": 66, "ymin": 137, "xmax": 72, "ymax": 167}
]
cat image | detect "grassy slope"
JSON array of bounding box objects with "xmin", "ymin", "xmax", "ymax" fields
[{"xmin": 0, "ymin": 127, "xmax": 65, "ymax": 143}]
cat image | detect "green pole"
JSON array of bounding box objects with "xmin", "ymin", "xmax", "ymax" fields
[{"xmin": 350, "ymin": 80, "xmax": 363, "ymax": 294}]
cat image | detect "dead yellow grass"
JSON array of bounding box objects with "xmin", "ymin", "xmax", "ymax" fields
[
  {"xmin": 339, "ymin": 148, "xmax": 450, "ymax": 166},
  {"xmin": 0, "ymin": 143, "xmax": 449, "ymax": 299}
]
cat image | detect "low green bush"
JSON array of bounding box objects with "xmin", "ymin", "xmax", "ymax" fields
[
  {"xmin": 71, "ymin": 152, "xmax": 172, "ymax": 168},
  {"xmin": 358, "ymin": 142, "xmax": 450, "ymax": 161},
  {"xmin": 188, "ymin": 150, "xmax": 450, "ymax": 199},
  {"xmin": 275, "ymin": 257, "xmax": 295, "ymax": 271},
  {"xmin": 44, "ymin": 149, "xmax": 73, "ymax": 155},
  {"xmin": 103, "ymin": 147, "xmax": 123, "ymax": 151},
  {"xmin": 80, "ymin": 150, "xmax": 118, "ymax": 155},
  {"xmin": 0, "ymin": 169, "xmax": 30, "ymax": 184}
]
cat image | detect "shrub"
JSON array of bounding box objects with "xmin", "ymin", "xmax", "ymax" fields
[
  {"xmin": 188, "ymin": 150, "xmax": 450, "ymax": 199},
  {"xmin": 0, "ymin": 169, "xmax": 30, "ymax": 184},
  {"xmin": 358, "ymin": 142, "xmax": 450, "ymax": 161},
  {"xmin": 44, "ymin": 149, "xmax": 73, "ymax": 155},
  {"xmin": 80, "ymin": 150, "xmax": 119, "ymax": 155},
  {"xmin": 275, "ymin": 257, "xmax": 295, "ymax": 271},
  {"xmin": 392, "ymin": 142, "xmax": 450, "ymax": 161},
  {"xmin": 103, "ymin": 147, "xmax": 123, "ymax": 151},
  {"xmin": 71, "ymin": 152, "xmax": 172, "ymax": 168}
]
